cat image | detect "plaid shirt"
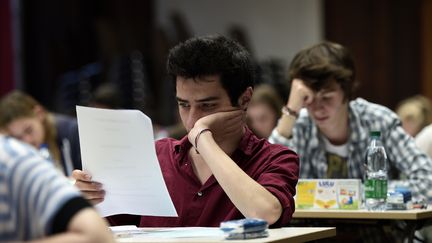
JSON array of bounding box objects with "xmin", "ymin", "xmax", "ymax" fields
[{"xmin": 269, "ymin": 98, "xmax": 432, "ymax": 202}]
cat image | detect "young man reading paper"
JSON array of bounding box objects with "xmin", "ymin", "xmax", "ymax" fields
[{"xmin": 72, "ymin": 35, "xmax": 299, "ymax": 227}]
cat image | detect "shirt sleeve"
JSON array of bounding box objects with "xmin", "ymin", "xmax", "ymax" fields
[
  {"xmin": 256, "ymin": 146, "xmax": 299, "ymax": 227},
  {"xmin": 51, "ymin": 197, "xmax": 92, "ymax": 234},
  {"xmin": 384, "ymin": 122, "xmax": 432, "ymax": 202},
  {"xmin": 268, "ymin": 128, "xmax": 292, "ymax": 146}
]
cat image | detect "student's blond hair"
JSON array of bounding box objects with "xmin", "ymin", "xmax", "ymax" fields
[
  {"xmin": 0, "ymin": 91, "xmax": 62, "ymax": 167},
  {"xmin": 396, "ymin": 95, "xmax": 432, "ymax": 136}
]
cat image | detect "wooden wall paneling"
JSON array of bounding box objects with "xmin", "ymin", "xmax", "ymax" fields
[
  {"xmin": 324, "ymin": 0, "xmax": 422, "ymax": 109},
  {"xmin": 421, "ymin": 0, "xmax": 432, "ymax": 99}
]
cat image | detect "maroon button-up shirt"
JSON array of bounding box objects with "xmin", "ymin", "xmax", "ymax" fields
[{"xmin": 107, "ymin": 128, "xmax": 299, "ymax": 227}]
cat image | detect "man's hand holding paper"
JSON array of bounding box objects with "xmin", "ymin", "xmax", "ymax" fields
[{"xmin": 73, "ymin": 170, "xmax": 105, "ymax": 205}]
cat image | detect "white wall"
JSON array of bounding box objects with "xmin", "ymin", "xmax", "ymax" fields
[{"xmin": 156, "ymin": 0, "xmax": 323, "ymax": 64}]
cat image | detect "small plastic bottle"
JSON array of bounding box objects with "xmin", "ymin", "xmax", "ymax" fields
[{"xmin": 364, "ymin": 131, "xmax": 388, "ymax": 211}]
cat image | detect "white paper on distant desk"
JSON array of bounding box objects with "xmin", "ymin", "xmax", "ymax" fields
[{"xmin": 76, "ymin": 106, "xmax": 177, "ymax": 217}]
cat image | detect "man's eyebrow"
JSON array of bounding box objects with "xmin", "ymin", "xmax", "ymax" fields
[
  {"xmin": 196, "ymin": 96, "xmax": 219, "ymax": 102},
  {"xmin": 176, "ymin": 96, "xmax": 220, "ymax": 103},
  {"xmin": 176, "ymin": 97, "xmax": 188, "ymax": 103},
  {"xmin": 318, "ymin": 88, "xmax": 337, "ymax": 94}
]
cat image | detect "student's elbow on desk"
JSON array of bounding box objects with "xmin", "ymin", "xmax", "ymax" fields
[{"xmin": 254, "ymin": 200, "xmax": 283, "ymax": 225}]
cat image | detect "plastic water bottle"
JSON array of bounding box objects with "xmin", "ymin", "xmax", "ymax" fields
[{"xmin": 364, "ymin": 131, "xmax": 388, "ymax": 211}]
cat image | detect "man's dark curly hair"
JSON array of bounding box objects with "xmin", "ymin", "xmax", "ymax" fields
[
  {"xmin": 288, "ymin": 41, "xmax": 358, "ymax": 101},
  {"xmin": 167, "ymin": 35, "xmax": 255, "ymax": 106}
]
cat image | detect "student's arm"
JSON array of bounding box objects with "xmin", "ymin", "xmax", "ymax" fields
[
  {"xmin": 30, "ymin": 208, "xmax": 114, "ymax": 243},
  {"xmin": 190, "ymin": 110, "xmax": 295, "ymax": 225},
  {"xmin": 198, "ymin": 133, "xmax": 281, "ymax": 224},
  {"xmin": 273, "ymin": 79, "xmax": 314, "ymax": 138}
]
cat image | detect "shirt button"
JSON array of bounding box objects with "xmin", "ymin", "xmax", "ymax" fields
[{"xmin": 197, "ymin": 191, "xmax": 203, "ymax": 196}]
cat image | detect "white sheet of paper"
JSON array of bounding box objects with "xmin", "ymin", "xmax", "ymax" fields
[
  {"xmin": 110, "ymin": 226, "xmax": 224, "ymax": 239},
  {"xmin": 76, "ymin": 106, "xmax": 177, "ymax": 217}
]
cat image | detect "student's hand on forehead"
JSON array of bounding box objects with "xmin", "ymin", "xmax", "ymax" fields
[
  {"xmin": 188, "ymin": 109, "xmax": 245, "ymax": 144},
  {"xmin": 288, "ymin": 79, "xmax": 315, "ymax": 111}
]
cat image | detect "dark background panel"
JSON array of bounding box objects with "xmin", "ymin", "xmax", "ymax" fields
[{"xmin": 324, "ymin": 0, "xmax": 422, "ymax": 109}]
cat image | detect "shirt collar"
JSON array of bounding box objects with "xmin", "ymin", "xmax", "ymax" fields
[
  {"xmin": 173, "ymin": 134, "xmax": 192, "ymax": 155},
  {"xmin": 235, "ymin": 126, "xmax": 256, "ymax": 157}
]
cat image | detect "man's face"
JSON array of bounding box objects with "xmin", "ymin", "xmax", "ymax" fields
[
  {"xmin": 6, "ymin": 116, "xmax": 45, "ymax": 149},
  {"xmin": 306, "ymin": 81, "xmax": 348, "ymax": 131},
  {"xmin": 176, "ymin": 75, "xmax": 237, "ymax": 132}
]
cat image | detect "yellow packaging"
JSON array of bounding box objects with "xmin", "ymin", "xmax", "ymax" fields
[
  {"xmin": 295, "ymin": 179, "xmax": 361, "ymax": 210},
  {"xmin": 314, "ymin": 180, "xmax": 338, "ymax": 209},
  {"xmin": 295, "ymin": 180, "xmax": 317, "ymax": 209}
]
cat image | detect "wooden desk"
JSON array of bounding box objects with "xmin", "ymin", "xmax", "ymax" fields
[
  {"xmin": 293, "ymin": 208, "xmax": 432, "ymax": 243},
  {"xmin": 293, "ymin": 208, "xmax": 432, "ymax": 220},
  {"xmin": 115, "ymin": 227, "xmax": 336, "ymax": 243}
]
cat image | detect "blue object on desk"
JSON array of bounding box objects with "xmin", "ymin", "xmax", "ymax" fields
[
  {"xmin": 220, "ymin": 218, "xmax": 269, "ymax": 240},
  {"xmin": 386, "ymin": 192, "xmax": 407, "ymax": 210},
  {"xmin": 394, "ymin": 186, "xmax": 412, "ymax": 203},
  {"xmin": 225, "ymin": 230, "xmax": 269, "ymax": 240},
  {"xmin": 220, "ymin": 218, "xmax": 268, "ymax": 234}
]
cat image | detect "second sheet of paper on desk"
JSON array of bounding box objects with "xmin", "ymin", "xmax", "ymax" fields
[{"xmin": 76, "ymin": 106, "xmax": 177, "ymax": 217}]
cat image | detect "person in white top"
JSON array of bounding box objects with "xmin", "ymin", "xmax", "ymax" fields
[{"xmin": 415, "ymin": 124, "xmax": 432, "ymax": 157}]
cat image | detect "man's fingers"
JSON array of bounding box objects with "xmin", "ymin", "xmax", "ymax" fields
[
  {"xmin": 82, "ymin": 190, "xmax": 106, "ymax": 205},
  {"xmin": 72, "ymin": 169, "xmax": 92, "ymax": 181},
  {"xmin": 224, "ymin": 110, "xmax": 245, "ymax": 122},
  {"xmin": 89, "ymin": 198, "xmax": 105, "ymax": 205},
  {"xmin": 75, "ymin": 180, "xmax": 103, "ymax": 191},
  {"xmin": 71, "ymin": 169, "xmax": 105, "ymax": 205},
  {"xmin": 82, "ymin": 190, "xmax": 106, "ymax": 200}
]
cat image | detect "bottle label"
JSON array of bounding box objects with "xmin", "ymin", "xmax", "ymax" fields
[{"xmin": 364, "ymin": 179, "xmax": 387, "ymax": 199}]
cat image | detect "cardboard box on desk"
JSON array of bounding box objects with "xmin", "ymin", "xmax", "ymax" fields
[{"xmin": 295, "ymin": 179, "xmax": 361, "ymax": 210}]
